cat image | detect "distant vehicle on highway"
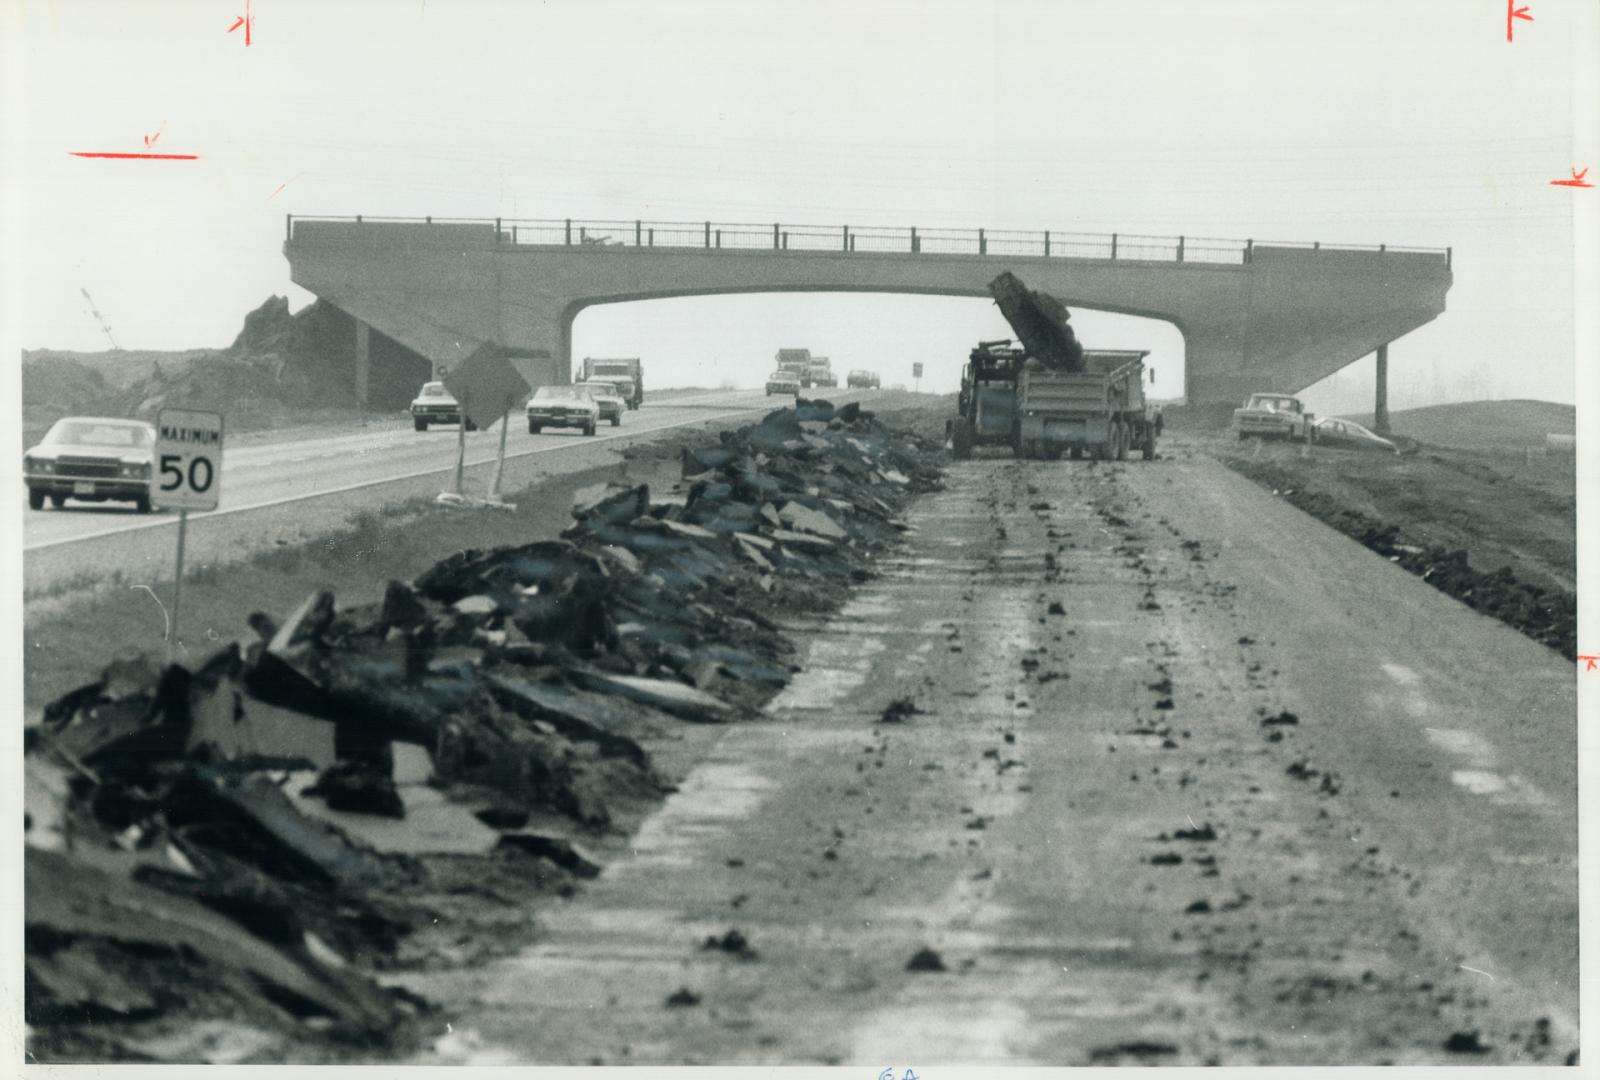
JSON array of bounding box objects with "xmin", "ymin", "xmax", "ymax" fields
[
  {"xmin": 577, "ymin": 380, "xmax": 625, "ymax": 426},
  {"xmin": 846, "ymin": 369, "xmax": 880, "ymax": 389},
  {"xmin": 807, "ymin": 357, "xmax": 837, "ymax": 388},
  {"xmin": 775, "ymin": 348, "xmax": 813, "ymax": 387},
  {"xmin": 579, "ymin": 358, "xmax": 644, "ymax": 410},
  {"xmin": 527, "ymin": 385, "xmax": 600, "ymax": 435},
  {"xmin": 1314, "ymin": 417, "xmax": 1398, "ymax": 453},
  {"xmin": 1234, "ymin": 392, "xmax": 1315, "ymax": 442},
  {"xmin": 24, "ymin": 416, "xmax": 157, "ymax": 513},
  {"xmin": 766, "ymin": 370, "xmax": 801, "ymax": 396},
  {"xmin": 410, "ymin": 381, "xmax": 478, "ymax": 432}
]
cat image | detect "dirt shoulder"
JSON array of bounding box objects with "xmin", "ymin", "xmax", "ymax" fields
[{"xmin": 1198, "ymin": 430, "xmax": 1576, "ymax": 656}]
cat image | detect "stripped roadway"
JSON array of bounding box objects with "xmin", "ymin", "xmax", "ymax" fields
[{"xmin": 404, "ymin": 434, "xmax": 1577, "ymax": 1066}]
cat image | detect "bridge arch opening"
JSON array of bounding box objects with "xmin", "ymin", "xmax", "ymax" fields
[{"xmin": 570, "ymin": 292, "xmax": 1186, "ymax": 399}]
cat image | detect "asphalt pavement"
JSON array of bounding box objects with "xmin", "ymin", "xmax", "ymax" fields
[{"xmin": 22, "ymin": 389, "xmax": 865, "ymax": 597}]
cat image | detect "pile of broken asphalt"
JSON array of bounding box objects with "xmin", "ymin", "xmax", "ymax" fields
[{"xmin": 23, "ymin": 398, "xmax": 944, "ymax": 1062}]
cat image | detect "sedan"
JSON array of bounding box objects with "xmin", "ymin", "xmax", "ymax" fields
[
  {"xmin": 1314, "ymin": 417, "xmax": 1399, "ymax": 453},
  {"xmin": 576, "ymin": 380, "xmax": 625, "ymax": 426},
  {"xmin": 766, "ymin": 371, "xmax": 801, "ymax": 396},
  {"xmin": 527, "ymin": 385, "xmax": 600, "ymax": 435},
  {"xmin": 410, "ymin": 381, "xmax": 478, "ymax": 431},
  {"xmin": 25, "ymin": 416, "xmax": 157, "ymax": 512}
]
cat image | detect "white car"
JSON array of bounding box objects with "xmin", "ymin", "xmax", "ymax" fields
[
  {"xmin": 410, "ymin": 381, "xmax": 477, "ymax": 431},
  {"xmin": 577, "ymin": 380, "xmax": 625, "ymax": 426},
  {"xmin": 527, "ymin": 385, "xmax": 601, "ymax": 435},
  {"xmin": 766, "ymin": 370, "xmax": 801, "ymax": 396},
  {"xmin": 1314, "ymin": 417, "xmax": 1399, "ymax": 454},
  {"xmin": 24, "ymin": 417, "xmax": 157, "ymax": 513}
]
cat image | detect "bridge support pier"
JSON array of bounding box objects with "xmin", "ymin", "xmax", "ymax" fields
[
  {"xmin": 1374, "ymin": 342, "xmax": 1390, "ymax": 435},
  {"xmin": 354, "ymin": 320, "xmax": 371, "ymax": 408}
]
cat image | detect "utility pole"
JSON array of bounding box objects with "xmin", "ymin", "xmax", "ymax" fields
[{"xmin": 80, "ymin": 288, "xmax": 121, "ymax": 350}]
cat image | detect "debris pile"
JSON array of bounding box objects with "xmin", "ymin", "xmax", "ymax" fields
[{"xmin": 24, "ymin": 399, "xmax": 943, "ymax": 1059}]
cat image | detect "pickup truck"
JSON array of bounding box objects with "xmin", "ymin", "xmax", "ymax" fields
[{"xmin": 1233, "ymin": 393, "xmax": 1315, "ymax": 442}]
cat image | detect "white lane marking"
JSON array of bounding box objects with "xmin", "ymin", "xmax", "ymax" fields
[
  {"xmin": 1451, "ymin": 770, "xmax": 1507, "ymax": 796},
  {"xmin": 1424, "ymin": 727, "xmax": 1497, "ymax": 763},
  {"xmin": 23, "ymin": 397, "xmax": 805, "ymax": 552},
  {"xmin": 1381, "ymin": 662, "xmax": 1422, "ymax": 686}
]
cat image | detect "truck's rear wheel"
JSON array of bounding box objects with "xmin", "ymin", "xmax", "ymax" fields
[{"xmin": 952, "ymin": 419, "xmax": 975, "ymax": 460}]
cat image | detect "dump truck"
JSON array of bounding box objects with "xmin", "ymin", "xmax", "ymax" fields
[
  {"xmin": 1015, "ymin": 349, "xmax": 1157, "ymax": 460},
  {"xmin": 579, "ymin": 357, "xmax": 644, "ymax": 410},
  {"xmin": 775, "ymin": 348, "xmax": 813, "ymax": 387},
  {"xmin": 949, "ymin": 272, "xmax": 1159, "ymax": 461}
]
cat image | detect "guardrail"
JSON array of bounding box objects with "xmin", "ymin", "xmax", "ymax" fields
[{"xmin": 286, "ymin": 215, "xmax": 1452, "ymax": 269}]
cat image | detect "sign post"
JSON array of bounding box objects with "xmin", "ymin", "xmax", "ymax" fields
[
  {"xmin": 488, "ymin": 405, "xmax": 511, "ymax": 502},
  {"xmin": 448, "ymin": 390, "xmax": 469, "ymax": 499},
  {"xmin": 154, "ymin": 409, "xmax": 224, "ymax": 662},
  {"xmin": 439, "ymin": 344, "xmax": 531, "ymax": 508}
]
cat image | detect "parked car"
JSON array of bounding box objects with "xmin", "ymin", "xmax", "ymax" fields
[
  {"xmin": 847, "ymin": 369, "xmax": 880, "ymax": 389},
  {"xmin": 526, "ymin": 384, "xmax": 600, "ymax": 435},
  {"xmin": 1233, "ymin": 392, "xmax": 1315, "ymax": 442},
  {"xmin": 1313, "ymin": 417, "xmax": 1398, "ymax": 453},
  {"xmin": 410, "ymin": 381, "xmax": 477, "ymax": 431},
  {"xmin": 24, "ymin": 416, "xmax": 157, "ymax": 512},
  {"xmin": 577, "ymin": 380, "xmax": 625, "ymax": 426},
  {"xmin": 766, "ymin": 370, "xmax": 801, "ymax": 396}
]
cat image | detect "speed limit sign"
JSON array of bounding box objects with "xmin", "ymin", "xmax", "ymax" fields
[{"xmin": 155, "ymin": 408, "xmax": 224, "ymax": 511}]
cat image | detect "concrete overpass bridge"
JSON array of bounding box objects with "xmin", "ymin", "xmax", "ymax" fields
[{"xmin": 283, "ymin": 215, "xmax": 1452, "ymax": 421}]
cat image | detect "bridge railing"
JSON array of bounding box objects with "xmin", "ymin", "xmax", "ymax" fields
[{"xmin": 287, "ymin": 215, "xmax": 1451, "ymax": 269}]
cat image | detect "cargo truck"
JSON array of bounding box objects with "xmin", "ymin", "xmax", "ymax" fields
[
  {"xmin": 579, "ymin": 358, "xmax": 644, "ymax": 409},
  {"xmin": 949, "ymin": 272, "xmax": 1159, "ymax": 461},
  {"xmin": 1015, "ymin": 350, "xmax": 1157, "ymax": 460},
  {"xmin": 775, "ymin": 348, "xmax": 813, "ymax": 387}
]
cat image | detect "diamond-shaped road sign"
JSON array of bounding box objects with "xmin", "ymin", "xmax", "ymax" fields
[{"xmin": 443, "ymin": 345, "xmax": 533, "ymax": 430}]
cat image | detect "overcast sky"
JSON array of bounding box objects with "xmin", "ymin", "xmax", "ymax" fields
[{"xmin": 2, "ymin": 0, "xmax": 1592, "ymax": 411}]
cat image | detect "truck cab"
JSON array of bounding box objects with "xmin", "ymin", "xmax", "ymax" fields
[
  {"xmin": 1233, "ymin": 393, "xmax": 1315, "ymax": 442},
  {"xmin": 581, "ymin": 358, "xmax": 644, "ymax": 410}
]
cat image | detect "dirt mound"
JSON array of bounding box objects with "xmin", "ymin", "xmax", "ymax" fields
[
  {"xmin": 22, "ymin": 297, "xmax": 373, "ymax": 444},
  {"xmin": 1342, "ymin": 400, "xmax": 1574, "ymax": 452}
]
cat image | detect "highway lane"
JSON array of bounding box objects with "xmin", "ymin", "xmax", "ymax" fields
[{"xmin": 23, "ymin": 388, "xmax": 839, "ymax": 552}]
